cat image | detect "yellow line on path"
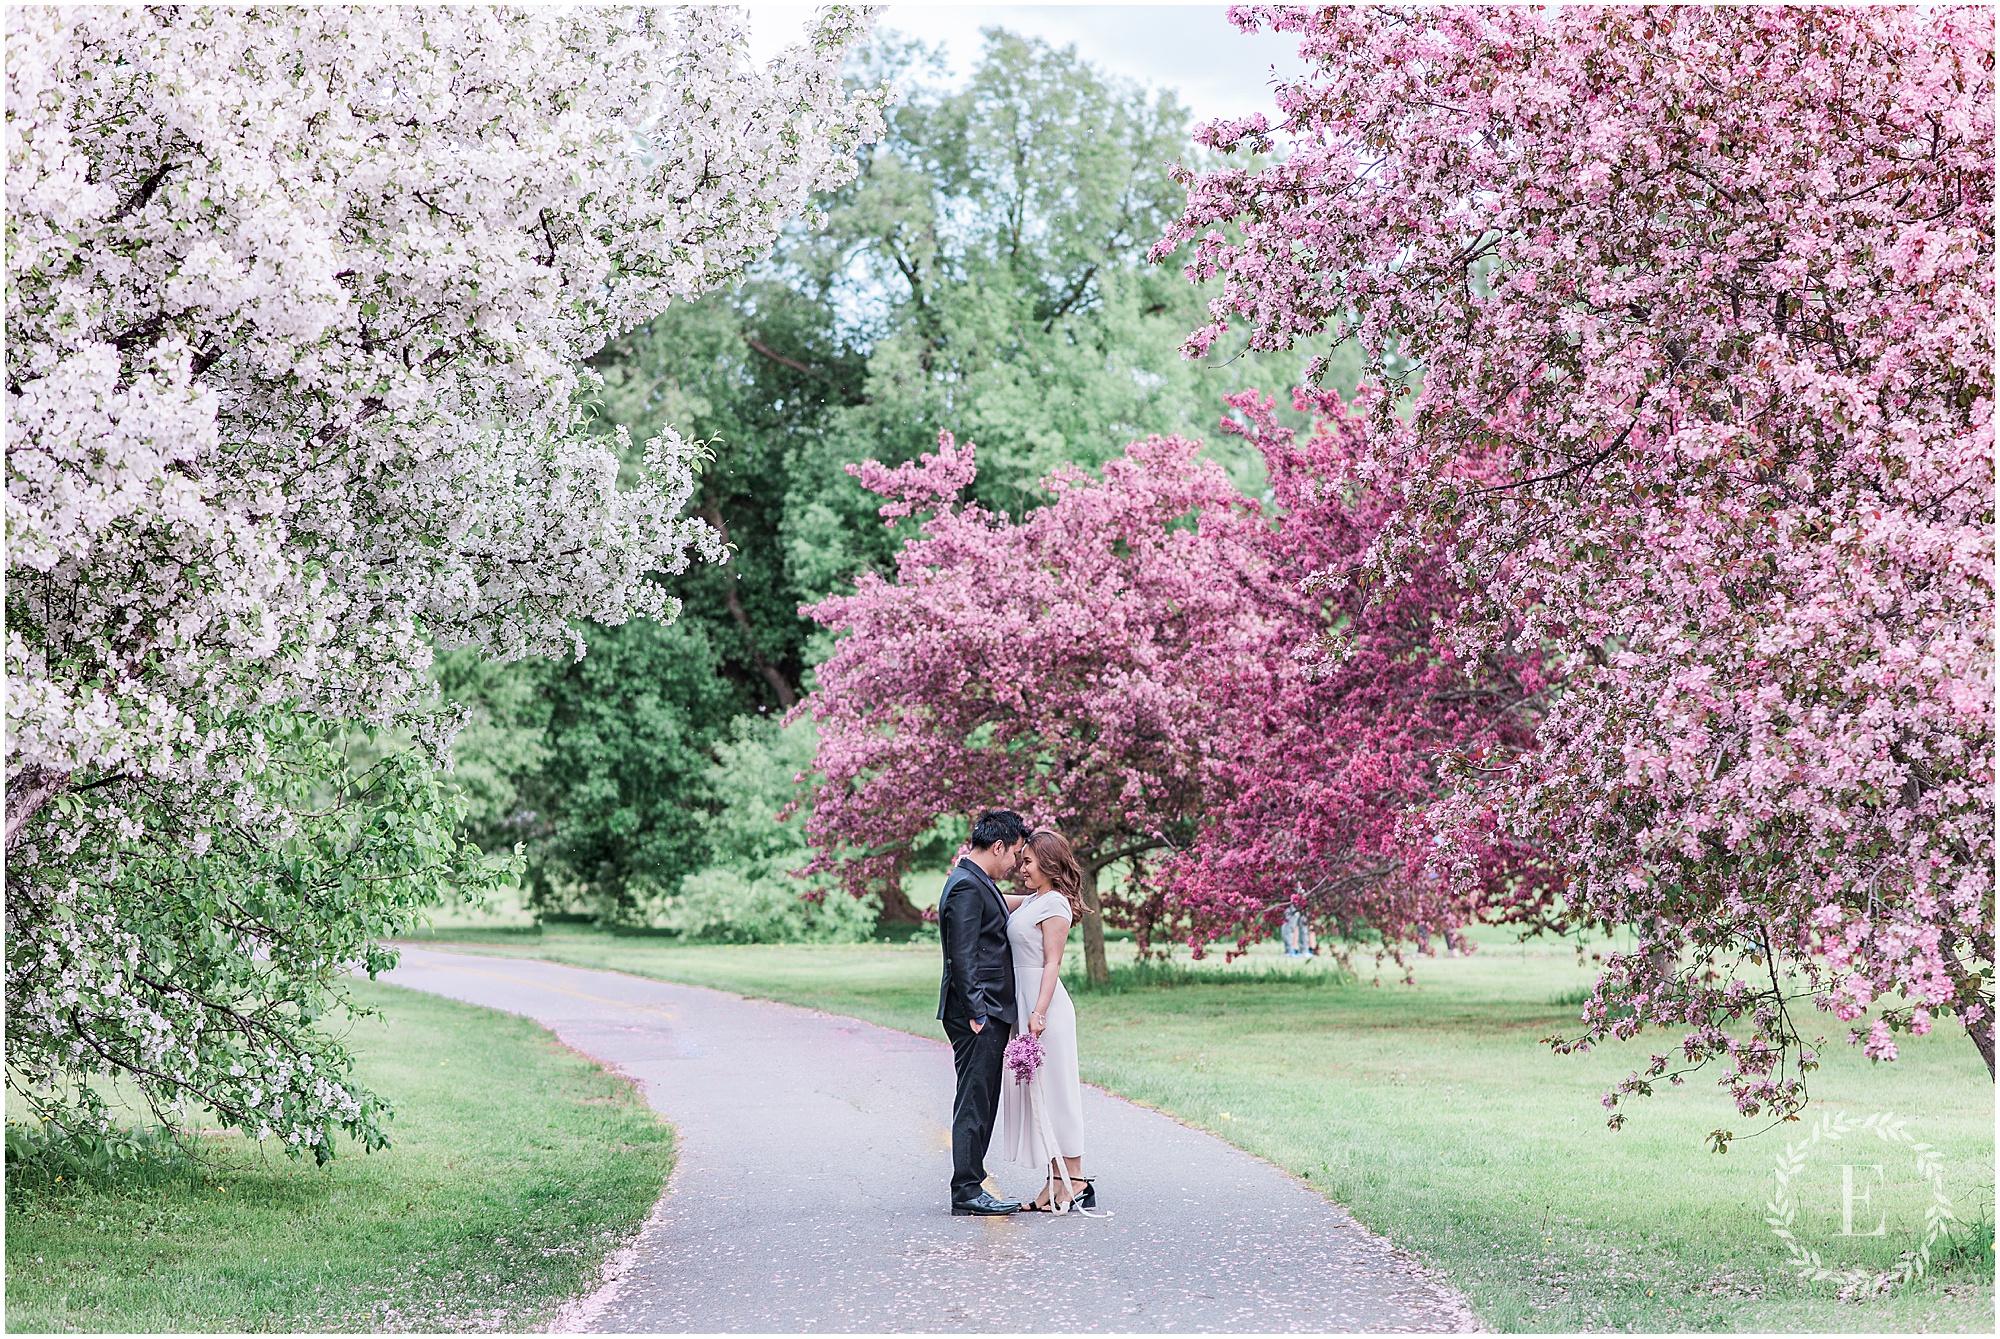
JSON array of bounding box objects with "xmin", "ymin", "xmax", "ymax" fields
[{"xmin": 406, "ymin": 954, "xmax": 682, "ymax": 1023}]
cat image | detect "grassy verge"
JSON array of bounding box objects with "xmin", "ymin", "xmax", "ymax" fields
[
  {"xmin": 409, "ymin": 925, "xmax": 1996, "ymax": 1333},
  {"xmin": 5, "ymin": 980, "xmax": 673, "ymax": 1333}
]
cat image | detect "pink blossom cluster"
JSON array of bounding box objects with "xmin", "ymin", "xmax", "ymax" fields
[
  {"xmin": 1005, "ymin": 1031, "xmax": 1045, "ymax": 1086},
  {"xmin": 794, "ymin": 430, "xmax": 1273, "ymax": 939},
  {"xmin": 1165, "ymin": 389, "xmax": 1557, "ymax": 968},
  {"xmin": 797, "ymin": 406, "xmax": 1541, "ymax": 972},
  {"xmin": 1158, "ymin": 6, "xmax": 1993, "ymax": 1122}
]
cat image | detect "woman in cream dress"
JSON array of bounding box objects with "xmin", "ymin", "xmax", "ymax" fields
[{"xmin": 989, "ymin": 828, "xmax": 1093, "ymax": 1212}]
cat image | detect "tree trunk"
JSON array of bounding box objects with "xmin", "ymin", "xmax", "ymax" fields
[
  {"xmin": 1936, "ymin": 951, "xmax": 1984, "ymax": 1087},
  {"xmin": 6, "ymin": 763, "xmax": 68, "ymax": 851},
  {"xmin": 727, "ymin": 585, "xmax": 797, "ymax": 710},
  {"xmin": 1078, "ymin": 861, "xmax": 1109, "ymax": 987},
  {"xmin": 699, "ymin": 507, "xmax": 796, "ymax": 710},
  {"xmin": 874, "ymin": 875, "xmax": 926, "ymax": 926},
  {"xmin": 1968, "ymin": 1010, "xmax": 1995, "ymax": 1080}
]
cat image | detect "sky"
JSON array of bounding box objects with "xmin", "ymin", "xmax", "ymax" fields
[{"xmin": 746, "ymin": 4, "xmax": 1308, "ymax": 128}]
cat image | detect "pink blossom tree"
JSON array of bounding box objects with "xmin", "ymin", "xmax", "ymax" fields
[
  {"xmin": 1168, "ymin": 388, "xmax": 1557, "ymax": 965},
  {"xmin": 797, "ymin": 400, "xmax": 1553, "ymax": 983},
  {"xmin": 793, "ymin": 432, "xmax": 1275, "ymax": 985},
  {"xmin": 1159, "ymin": 6, "xmax": 1994, "ymax": 1131}
]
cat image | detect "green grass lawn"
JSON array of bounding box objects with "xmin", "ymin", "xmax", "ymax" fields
[
  {"xmin": 405, "ymin": 923, "xmax": 1996, "ymax": 1333},
  {"xmin": 5, "ymin": 980, "xmax": 674, "ymax": 1333}
]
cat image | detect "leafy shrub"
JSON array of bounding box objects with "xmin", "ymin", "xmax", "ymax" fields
[
  {"xmin": 8, "ymin": 720, "xmax": 508, "ymax": 1161},
  {"xmin": 658, "ymin": 868, "xmax": 877, "ymax": 944},
  {"xmin": 635, "ymin": 716, "xmax": 880, "ymax": 943},
  {"xmin": 5, "ymin": 1119, "xmax": 203, "ymax": 1191},
  {"xmin": 531, "ymin": 618, "xmax": 737, "ymax": 919}
]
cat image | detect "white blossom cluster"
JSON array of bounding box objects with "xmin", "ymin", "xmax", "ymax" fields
[
  {"xmin": 4, "ymin": 5, "xmax": 883, "ymax": 1151},
  {"xmin": 11, "ymin": 867, "xmax": 368, "ymax": 1147},
  {"xmin": 7, "ymin": 4, "xmax": 885, "ymax": 836},
  {"xmin": 5, "ymin": 741, "xmax": 455, "ymax": 1155}
]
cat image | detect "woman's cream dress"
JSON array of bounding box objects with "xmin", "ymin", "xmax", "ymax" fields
[{"xmin": 989, "ymin": 890, "xmax": 1084, "ymax": 1171}]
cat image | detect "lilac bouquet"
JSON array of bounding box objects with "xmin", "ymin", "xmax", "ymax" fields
[{"xmin": 1004, "ymin": 1031, "xmax": 1044, "ymax": 1085}]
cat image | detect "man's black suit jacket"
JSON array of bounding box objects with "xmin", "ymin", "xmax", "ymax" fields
[{"xmin": 936, "ymin": 856, "xmax": 1017, "ymax": 1027}]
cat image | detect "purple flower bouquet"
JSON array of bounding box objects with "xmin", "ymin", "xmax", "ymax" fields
[{"xmin": 1004, "ymin": 1031, "xmax": 1044, "ymax": 1085}]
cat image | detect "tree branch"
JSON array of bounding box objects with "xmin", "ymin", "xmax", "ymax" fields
[
  {"xmin": 742, "ymin": 335, "xmax": 823, "ymax": 381},
  {"xmin": 1084, "ymin": 837, "xmax": 1165, "ymax": 873},
  {"xmin": 1467, "ymin": 418, "xmax": 1639, "ymax": 496},
  {"xmin": 6, "ymin": 763, "xmax": 71, "ymax": 851},
  {"xmin": 700, "ymin": 507, "xmax": 798, "ymax": 709},
  {"xmin": 107, "ymin": 162, "xmax": 177, "ymax": 224}
]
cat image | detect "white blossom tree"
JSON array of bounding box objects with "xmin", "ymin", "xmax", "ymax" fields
[{"xmin": 5, "ymin": 5, "xmax": 884, "ymax": 1157}]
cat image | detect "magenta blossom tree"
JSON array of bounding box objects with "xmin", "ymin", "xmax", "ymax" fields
[
  {"xmin": 1168, "ymin": 388, "xmax": 1557, "ymax": 966},
  {"xmin": 1159, "ymin": 6, "xmax": 1994, "ymax": 1134},
  {"xmin": 793, "ymin": 432, "xmax": 1275, "ymax": 984}
]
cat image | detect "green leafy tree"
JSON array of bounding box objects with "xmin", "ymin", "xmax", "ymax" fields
[
  {"xmin": 5, "ymin": 721, "xmax": 509, "ymax": 1159},
  {"xmin": 803, "ymin": 30, "xmax": 1236, "ymax": 507},
  {"xmin": 524, "ymin": 619, "xmax": 738, "ymax": 920},
  {"xmin": 430, "ymin": 648, "xmax": 554, "ymax": 858},
  {"xmin": 661, "ymin": 716, "xmax": 878, "ymax": 942},
  {"xmin": 588, "ymin": 281, "xmax": 866, "ymax": 710},
  {"xmin": 478, "ymin": 29, "xmax": 1357, "ymax": 926}
]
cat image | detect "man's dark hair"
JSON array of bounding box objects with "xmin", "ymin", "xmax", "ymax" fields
[{"xmin": 968, "ymin": 809, "xmax": 1031, "ymax": 850}]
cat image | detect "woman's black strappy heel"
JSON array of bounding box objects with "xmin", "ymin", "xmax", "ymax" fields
[{"xmin": 1036, "ymin": 1172, "xmax": 1094, "ymax": 1214}]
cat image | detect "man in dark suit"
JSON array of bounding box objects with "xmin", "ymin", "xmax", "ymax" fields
[{"xmin": 937, "ymin": 808, "xmax": 1031, "ymax": 1215}]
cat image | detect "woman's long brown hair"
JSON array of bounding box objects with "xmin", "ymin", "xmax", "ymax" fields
[{"xmin": 1028, "ymin": 829, "xmax": 1084, "ymax": 921}]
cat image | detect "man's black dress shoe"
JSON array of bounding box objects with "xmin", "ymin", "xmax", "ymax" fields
[{"xmin": 951, "ymin": 1189, "xmax": 1021, "ymax": 1216}]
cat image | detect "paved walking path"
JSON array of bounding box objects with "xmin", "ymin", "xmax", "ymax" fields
[{"xmin": 382, "ymin": 948, "xmax": 1476, "ymax": 1333}]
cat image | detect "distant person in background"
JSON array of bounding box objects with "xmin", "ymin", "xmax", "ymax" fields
[
  {"xmin": 1282, "ymin": 905, "xmax": 1318, "ymax": 958},
  {"xmin": 937, "ymin": 809, "xmax": 1031, "ymax": 1215}
]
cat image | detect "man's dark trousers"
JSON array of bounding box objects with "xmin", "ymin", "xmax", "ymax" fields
[
  {"xmin": 936, "ymin": 855, "xmax": 1017, "ymax": 1205},
  {"xmin": 942, "ymin": 1014, "xmax": 1010, "ymax": 1203}
]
